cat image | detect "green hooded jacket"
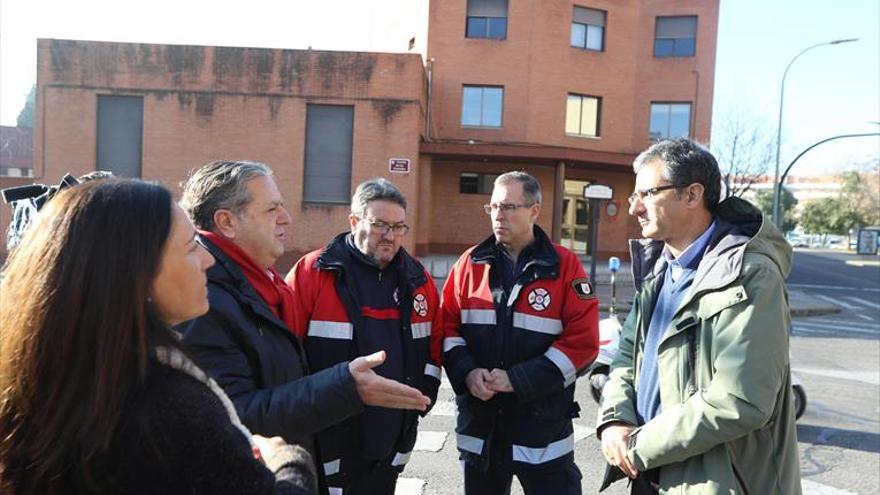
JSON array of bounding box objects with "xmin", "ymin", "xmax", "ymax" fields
[{"xmin": 597, "ymin": 197, "xmax": 802, "ymax": 495}]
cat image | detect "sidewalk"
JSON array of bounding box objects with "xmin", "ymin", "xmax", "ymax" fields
[{"xmin": 419, "ymin": 254, "xmax": 841, "ymax": 317}]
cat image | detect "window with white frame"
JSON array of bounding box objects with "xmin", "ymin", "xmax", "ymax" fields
[{"xmin": 565, "ymin": 94, "xmax": 601, "ymax": 137}]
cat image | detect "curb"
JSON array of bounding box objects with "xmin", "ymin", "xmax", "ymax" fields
[{"xmin": 790, "ymin": 307, "xmax": 841, "ymax": 317}]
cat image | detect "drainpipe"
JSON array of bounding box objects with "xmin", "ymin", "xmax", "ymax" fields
[
  {"xmin": 425, "ymin": 58, "xmax": 435, "ymax": 142},
  {"xmin": 552, "ymin": 161, "xmax": 565, "ymax": 243}
]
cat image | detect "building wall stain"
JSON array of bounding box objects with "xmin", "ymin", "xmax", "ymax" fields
[
  {"xmin": 194, "ymin": 93, "xmax": 215, "ymax": 117},
  {"xmin": 372, "ymin": 99, "xmax": 407, "ymax": 126},
  {"xmin": 163, "ymin": 45, "xmax": 206, "ymax": 85},
  {"xmin": 247, "ymin": 50, "xmax": 275, "ymax": 93},
  {"xmin": 268, "ymin": 96, "xmax": 283, "ymax": 120},
  {"xmin": 279, "ymin": 50, "xmax": 306, "ymax": 92},
  {"xmin": 212, "ymin": 46, "xmax": 246, "ymax": 89},
  {"xmin": 316, "ymin": 52, "xmax": 376, "ymax": 94}
]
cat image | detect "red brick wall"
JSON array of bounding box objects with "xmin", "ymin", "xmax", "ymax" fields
[{"xmin": 427, "ymin": 0, "xmax": 718, "ymax": 151}]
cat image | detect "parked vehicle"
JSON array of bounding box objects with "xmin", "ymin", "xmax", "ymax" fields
[{"xmin": 585, "ymin": 258, "xmax": 807, "ymax": 421}]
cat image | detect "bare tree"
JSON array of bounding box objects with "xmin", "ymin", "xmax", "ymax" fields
[{"xmin": 710, "ymin": 103, "xmax": 776, "ymax": 197}]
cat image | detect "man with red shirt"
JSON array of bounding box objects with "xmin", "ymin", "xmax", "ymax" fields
[
  {"xmin": 286, "ymin": 178, "xmax": 443, "ymax": 495},
  {"xmin": 442, "ymin": 171, "xmax": 599, "ymax": 495},
  {"xmin": 177, "ymin": 161, "xmax": 429, "ymax": 495}
]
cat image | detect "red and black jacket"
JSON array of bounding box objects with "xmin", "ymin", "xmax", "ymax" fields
[
  {"xmin": 441, "ymin": 226, "xmax": 599, "ymax": 473},
  {"xmin": 286, "ymin": 233, "xmax": 442, "ymax": 489}
]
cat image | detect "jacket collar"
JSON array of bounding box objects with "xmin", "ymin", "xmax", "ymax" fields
[
  {"xmin": 628, "ymin": 196, "xmax": 789, "ymax": 295},
  {"xmin": 316, "ymin": 232, "xmax": 428, "ymax": 288},
  {"xmin": 470, "ymin": 225, "xmax": 559, "ymax": 270},
  {"xmin": 197, "ymin": 234, "xmax": 290, "ymax": 333}
]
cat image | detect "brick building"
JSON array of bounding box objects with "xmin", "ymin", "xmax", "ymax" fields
[{"xmin": 0, "ymin": 0, "xmax": 719, "ymax": 268}]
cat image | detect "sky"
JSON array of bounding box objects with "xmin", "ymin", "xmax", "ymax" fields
[{"xmin": 1, "ymin": 0, "xmax": 878, "ymax": 177}]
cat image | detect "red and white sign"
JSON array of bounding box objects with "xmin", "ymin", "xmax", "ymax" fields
[{"xmin": 389, "ymin": 158, "xmax": 411, "ymax": 173}]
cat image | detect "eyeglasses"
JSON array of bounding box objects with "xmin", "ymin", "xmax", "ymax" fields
[
  {"xmin": 483, "ymin": 203, "xmax": 534, "ymax": 215},
  {"xmin": 627, "ymin": 184, "xmax": 678, "ymax": 205},
  {"xmin": 366, "ymin": 220, "xmax": 410, "ymax": 236}
]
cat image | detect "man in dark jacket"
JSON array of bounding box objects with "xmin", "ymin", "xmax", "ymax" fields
[
  {"xmin": 285, "ymin": 178, "xmax": 443, "ymax": 495},
  {"xmin": 177, "ymin": 161, "xmax": 430, "ymax": 493},
  {"xmin": 442, "ymin": 171, "xmax": 600, "ymax": 495}
]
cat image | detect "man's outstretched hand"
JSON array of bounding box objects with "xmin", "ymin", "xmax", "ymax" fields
[{"xmin": 349, "ymin": 351, "xmax": 431, "ymax": 411}]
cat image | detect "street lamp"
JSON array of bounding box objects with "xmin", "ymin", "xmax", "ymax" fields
[{"xmin": 771, "ymin": 38, "xmax": 859, "ymax": 227}]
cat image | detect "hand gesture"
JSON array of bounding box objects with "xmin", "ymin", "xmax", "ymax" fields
[{"xmin": 349, "ymin": 351, "xmax": 431, "ymax": 411}]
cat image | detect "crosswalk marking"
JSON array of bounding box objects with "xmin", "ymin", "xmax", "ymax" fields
[
  {"xmin": 816, "ymin": 294, "xmax": 859, "ymax": 309},
  {"xmin": 793, "ymin": 366, "xmax": 880, "ymax": 385},
  {"xmin": 440, "ymin": 373, "xmax": 452, "ymax": 390},
  {"xmin": 794, "ymin": 318, "xmax": 877, "ymax": 330},
  {"xmin": 793, "ymin": 325, "xmax": 878, "ymax": 338},
  {"xmin": 843, "ymin": 296, "xmax": 880, "ymax": 310},
  {"xmin": 790, "ymin": 284, "xmax": 880, "ymax": 292},
  {"xmin": 414, "ymin": 431, "xmax": 449, "ymax": 452},
  {"xmin": 430, "ymin": 397, "xmax": 457, "ymax": 416},
  {"xmin": 396, "ymin": 477, "xmax": 426, "ymax": 495},
  {"xmin": 802, "ymin": 479, "xmax": 860, "ymax": 494}
]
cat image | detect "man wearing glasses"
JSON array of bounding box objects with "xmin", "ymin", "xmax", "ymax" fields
[
  {"xmin": 441, "ymin": 171, "xmax": 599, "ymax": 495},
  {"xmin": 597, "ymin": 139, "xmax": 801, "ymax": 494},
  {"xmin": 286, "ymin": 178, "xmax": 443, "ymax": 495}
]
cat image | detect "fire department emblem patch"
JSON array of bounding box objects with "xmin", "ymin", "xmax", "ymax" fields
[
  {"xmin": 412, "ymin": 293, "xmax": 428, "ymax": 317},
  {"xmin": 571, "ymin": 278, "xmax": 595, "ymax": 300},
  {"xmin": 528, "ymin": 287, "xmax": 551, "ymax": 311}
]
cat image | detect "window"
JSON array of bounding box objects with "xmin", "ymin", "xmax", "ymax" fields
[
  {"xmin": 565, "ymin": 94, "xmax": 601, "ymax": 137},
  {"xmin": 654, "ymin": 16, "xmax": 697, "ymax": 57},
  {"xmin": 303, "ymin": 105, "xmax": 354, "ymax": 203},
  {"xmin": 460, "ymin": 172, "xmax": 498, "ymax": 194},
  {"xmin": 97, "ymin": 95, "xmax": 143, "ymax": 178},
  {"xmin": 461, "ymin": 86, "xmax": 503, "ymax": 127},
  {"xmin": 649, "ymin": 103, "xmax": 691, "ymax": 142},
  {"xmin": 571, "ymin": 6, "xmax": 606, "ymax": 51},
  {"xmin": 466, "ymin": 0, "xmax": 508, "ymax": 39}
]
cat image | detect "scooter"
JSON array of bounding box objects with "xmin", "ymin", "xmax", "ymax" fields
[{"xmin": 585, "ymin": 257, "xmax": 807, "ymax": 421}]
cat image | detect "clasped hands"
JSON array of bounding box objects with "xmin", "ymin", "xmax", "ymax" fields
[{"xmin": 465, "ymin": 367, "xmax": 513, "ymax": 401}]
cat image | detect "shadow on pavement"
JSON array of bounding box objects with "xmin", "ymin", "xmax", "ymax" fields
[{"xmin": 797, "ymin": 424, "xmax": 880, "ymax": 454}]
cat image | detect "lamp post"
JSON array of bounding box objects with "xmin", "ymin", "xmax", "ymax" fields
[{"xmin": 771, "ymin": 38, "xmax": 858, "ymax": 227}]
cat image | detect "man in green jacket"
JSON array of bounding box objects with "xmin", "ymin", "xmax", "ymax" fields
[{"xmin": 598, "ymin": 138, "xmax": 802, "ymax": 494}]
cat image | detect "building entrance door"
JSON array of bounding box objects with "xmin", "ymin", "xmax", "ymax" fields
[{"xmin": 560, "ymin": 180, "xmax": 591, "ymax": 255}]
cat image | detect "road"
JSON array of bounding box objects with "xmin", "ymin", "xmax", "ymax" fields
[{"xmin": 392, "ymin": 249, "xmax": 878, "ymax": 494}]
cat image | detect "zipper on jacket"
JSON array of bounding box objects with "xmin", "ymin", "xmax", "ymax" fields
[
  {"xmin": 730, "ymin": 458, "xmax": 750, "ymax": 495},
  {"xmin": 686, "ymin": 327, "xmax": 698, "ymax": 397}
]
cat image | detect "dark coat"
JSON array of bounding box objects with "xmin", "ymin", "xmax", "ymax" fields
[
  {"xmin": 111, "ymin": 362, "xmax": 316, "ymax": 495},
  {"xmin": 177, "ymin": 235, "xmax": 364, "ymax": 455}
]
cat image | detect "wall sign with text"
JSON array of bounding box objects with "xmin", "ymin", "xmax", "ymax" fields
[{"xmin": 389, "ymin": 158, "xmax": 411, "ymax": 173}]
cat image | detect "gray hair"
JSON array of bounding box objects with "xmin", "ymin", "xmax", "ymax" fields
[
  {"xmin": 495, "ymin": 171, "xmax": 542, "ymax": 205},
  {"xmin": 180, "ymin": 160, "xmax": 273, "ymax": 230},
  {"xmin": 351, "ymin": 178, "xmax": 407, "ymax": 217},
  {"xmin": 633, "ymin": 138, "xmax": 721, "ymax": 210}
]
